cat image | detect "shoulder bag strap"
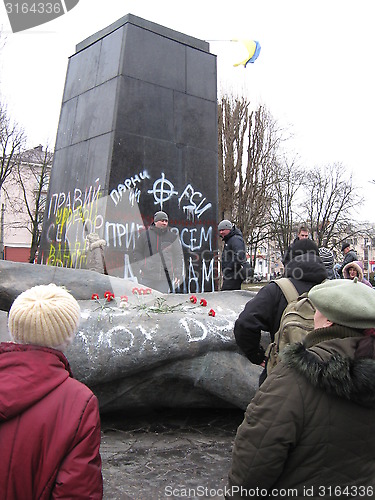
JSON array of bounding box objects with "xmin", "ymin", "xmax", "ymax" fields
[
  {"xmin": 272, "ymin": 277, "xmax": 299, "ymax": 304},
  {"xmin": 145, "ymin": 229, "xmax": 153, "ymax": 257}
]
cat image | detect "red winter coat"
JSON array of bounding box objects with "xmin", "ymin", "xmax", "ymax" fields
[{"xmin": 0, "ymin": 343, "xmax": 103, "ymax": 499}]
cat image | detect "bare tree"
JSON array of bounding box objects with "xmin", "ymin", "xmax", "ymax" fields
[
  {"xmin": 218, "ymin": 94, "xmax": 284, "ymax": 264},
  {"xmin": 302, "ymin": 163, "xmax": 362, "ymax": 248},
  {"xmin": 9, "ymin": 145, "xmax": 52, "ymax": 262},
  {"xmin": 239, "ymin": 106, "xmax": 282, "ymax": 265},
  {"xmin": 218, "ymin": 94, "xmax": 249, "ymax": 220},
  {"xmin": 0, "ymin": 101, "xmax": 26, "ymax": 191},
  {"xmin": 269, "ymin": 156, "xmax": 304, "ymax": 256}
]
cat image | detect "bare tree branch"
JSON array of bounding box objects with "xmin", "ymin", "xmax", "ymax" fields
[
  {"xmin": 0, "ymin": 101, "xmax": 26, "ymax": 190},
  {"xmin": 218, "ymin": 94, "xmax": 284, "ymax": 265},
  {"xmin": 302, "ymin": 163, "xmax": 363, "ymax": 247},
  {"xmin": 269, "ymin": 156, "xmax": 304, "ymax": 256}
]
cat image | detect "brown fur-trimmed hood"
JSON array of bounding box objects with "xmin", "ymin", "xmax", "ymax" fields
[
  {"xmin": 280, "ymin": 325, "xmax": 375, "ymax": 408},
  {"xmin": 343, "ymin": 260, "xmax": 364, "ymax": 280}
]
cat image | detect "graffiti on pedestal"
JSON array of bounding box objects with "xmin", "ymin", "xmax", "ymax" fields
[{"xmin": 40, "ymin": 169, "xmax": 218, "ymax": 293}]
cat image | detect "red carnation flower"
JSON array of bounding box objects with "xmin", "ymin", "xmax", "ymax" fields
[
  {"xmin": 208, "ymin": 309, "xmax": 216, "ymax": 317},
  {"xmin": 91, "ymin": 293, "xmax": 99, "ymax": 300},
  {"xmin": 190, "ymin": 295, "xmax": 197, "ymax": 304},
  {"xmin": 104, "ymin": 291, "xmax": 115, "ymax": 302},
  {"xmin": 120, "ymin": 295, "xmax": 128, "ymax": 302},
  {"xmin": 200, "ymin": 298, "xmax": 207, "ymax": 307}
]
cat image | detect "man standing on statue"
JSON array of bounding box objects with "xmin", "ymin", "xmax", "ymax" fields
[
  {"xmin": 133, "ymin": 211, "xmax": 184, "ymax": 293},
  {"xmin": 218, "ymin": 219, "xmax": 248, "ymax": 291}
]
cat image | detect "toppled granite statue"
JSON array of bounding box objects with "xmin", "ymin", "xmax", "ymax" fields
[
  {"xmin": 0, "ymin": 260, "xmax": 157, "ymax": 311},
  {"xmin": 0, "ymin": 260, "xmax": 263, "ymax": 412}
]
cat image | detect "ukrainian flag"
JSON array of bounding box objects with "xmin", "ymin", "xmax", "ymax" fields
[{"xmin": 233, "ymin": 39, "xmax": 261, "ymax": 67}]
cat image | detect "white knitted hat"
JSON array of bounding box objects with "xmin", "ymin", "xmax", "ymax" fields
[{"xmin": 8, "ymin": 284, "xmax": 81, "ymax": 351}]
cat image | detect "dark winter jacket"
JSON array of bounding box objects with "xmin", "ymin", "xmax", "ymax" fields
[
  {"xmin": 281, "ymin": 236, "xmax": 299, "ymax": 265},
  {"xmin": 221, "ymin": 226, "xmax": 247, "ymax": 281},
  {"xmin": 338, "ymin": 248, "xmax": 358, "ymax": 276},
  {"xmin": 234, "ymin": 252, "xmax": 327, "ymax": 364},
  {"xmin": 227, "ymin": 326, "xmax": 375, "ymax": 499},
  {"xmin": 0, "ymin": 343, "xmax": 103, "ymax": 499},
  {"xmin": 133, "ymin": 224, "xmax": 184, "ymax": 283},
  {"xmin": 327, "ymin": 266, "xmax": 340, "ymax": 280}
]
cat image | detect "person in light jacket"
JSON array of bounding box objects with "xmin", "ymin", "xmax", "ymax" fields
[{"xmin": 0, "ymin": 284, "xmax": 103, "ymax": 499}]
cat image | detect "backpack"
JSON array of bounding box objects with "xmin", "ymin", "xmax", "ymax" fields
[{"xmin": 265, "ymin": 278, "xmax": 315, "ymax": 376}]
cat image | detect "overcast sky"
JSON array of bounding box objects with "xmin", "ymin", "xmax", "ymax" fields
[{"xmin": 1, "ymin": 0, "xmax": 374, "ymax": 221}]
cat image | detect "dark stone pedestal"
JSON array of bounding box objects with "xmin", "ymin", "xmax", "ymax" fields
[{"xmin": 39, "ymin": 14, "xmax": 218, "ymax": 293}]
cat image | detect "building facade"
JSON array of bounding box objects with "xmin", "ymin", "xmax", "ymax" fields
[{"xmin": 0, "ymin": 145, "xmax": 51, "ymax": 262}]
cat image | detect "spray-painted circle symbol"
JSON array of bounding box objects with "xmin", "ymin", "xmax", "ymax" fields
[{"xmin": 148, "ymin": 172, "xmax": 178, "ymax": 207}]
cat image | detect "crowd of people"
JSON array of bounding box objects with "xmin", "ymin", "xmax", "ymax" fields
[
  {"xmin": 228, "ymin": 276, "xmax": 375, "ymax": 498},
  {"xmin": 227, "ymin": 226, "xmax": 375, "ymax": 498},
  {"xmin": 218, "ymin": 220, "xmax": 373, "ymax": 292},
  {"xmin": 130, "ymin": 213, "xmax": 373, "ymax": 295},
  {"xmin": 1, "ymin": 220, "xmax": 374, "ymax": 498}
]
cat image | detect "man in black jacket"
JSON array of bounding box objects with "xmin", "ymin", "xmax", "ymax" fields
[
  {"xmin": 133, "ymin": 211, "xmax": 184, "ymax": 293},
  {"xmin": 234, "ymin": 239, "xmax": 327, "ymax": 372},
  {"xmin": 282, "ymin": 225, "xmax": 309, "ymax": 265},
  {"xmin": 337, "ymin": 242, "xmax": 358, "ymax": 277},
  {"xmin": 218, "ymin": 220, "xmax": 247, "ymax": 291}
]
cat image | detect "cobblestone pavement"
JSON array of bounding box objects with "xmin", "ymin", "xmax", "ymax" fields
[{"xmin": 100, "ymin": 408, "xmax": 244, "ymax": 500}]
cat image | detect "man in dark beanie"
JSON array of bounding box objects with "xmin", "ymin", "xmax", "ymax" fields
[
  {"xmin": 234, "ymin": 239, "xmax": 327, "ymax": 380},
  {"xmin": 133, "ymin": 211, "xmax": 184, "ymax": 293},
  {"xmin": 227, "ymin": 278, "xmax": 375, "ymax": 498}
]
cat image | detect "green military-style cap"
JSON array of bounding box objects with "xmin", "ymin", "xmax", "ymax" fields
[{"xmin": 308, "ymin": 278, "xmax": 375, "ymax": 329}]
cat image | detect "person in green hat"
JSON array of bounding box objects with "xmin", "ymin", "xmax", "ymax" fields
[{"xmin": 227, "ymin": 278, "xmax": 375, "ymax": 499}]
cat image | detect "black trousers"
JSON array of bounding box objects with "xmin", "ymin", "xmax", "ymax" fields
[{"xmin": 221, "ymin": 278, "xmax": 242, "ymax": 291}]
